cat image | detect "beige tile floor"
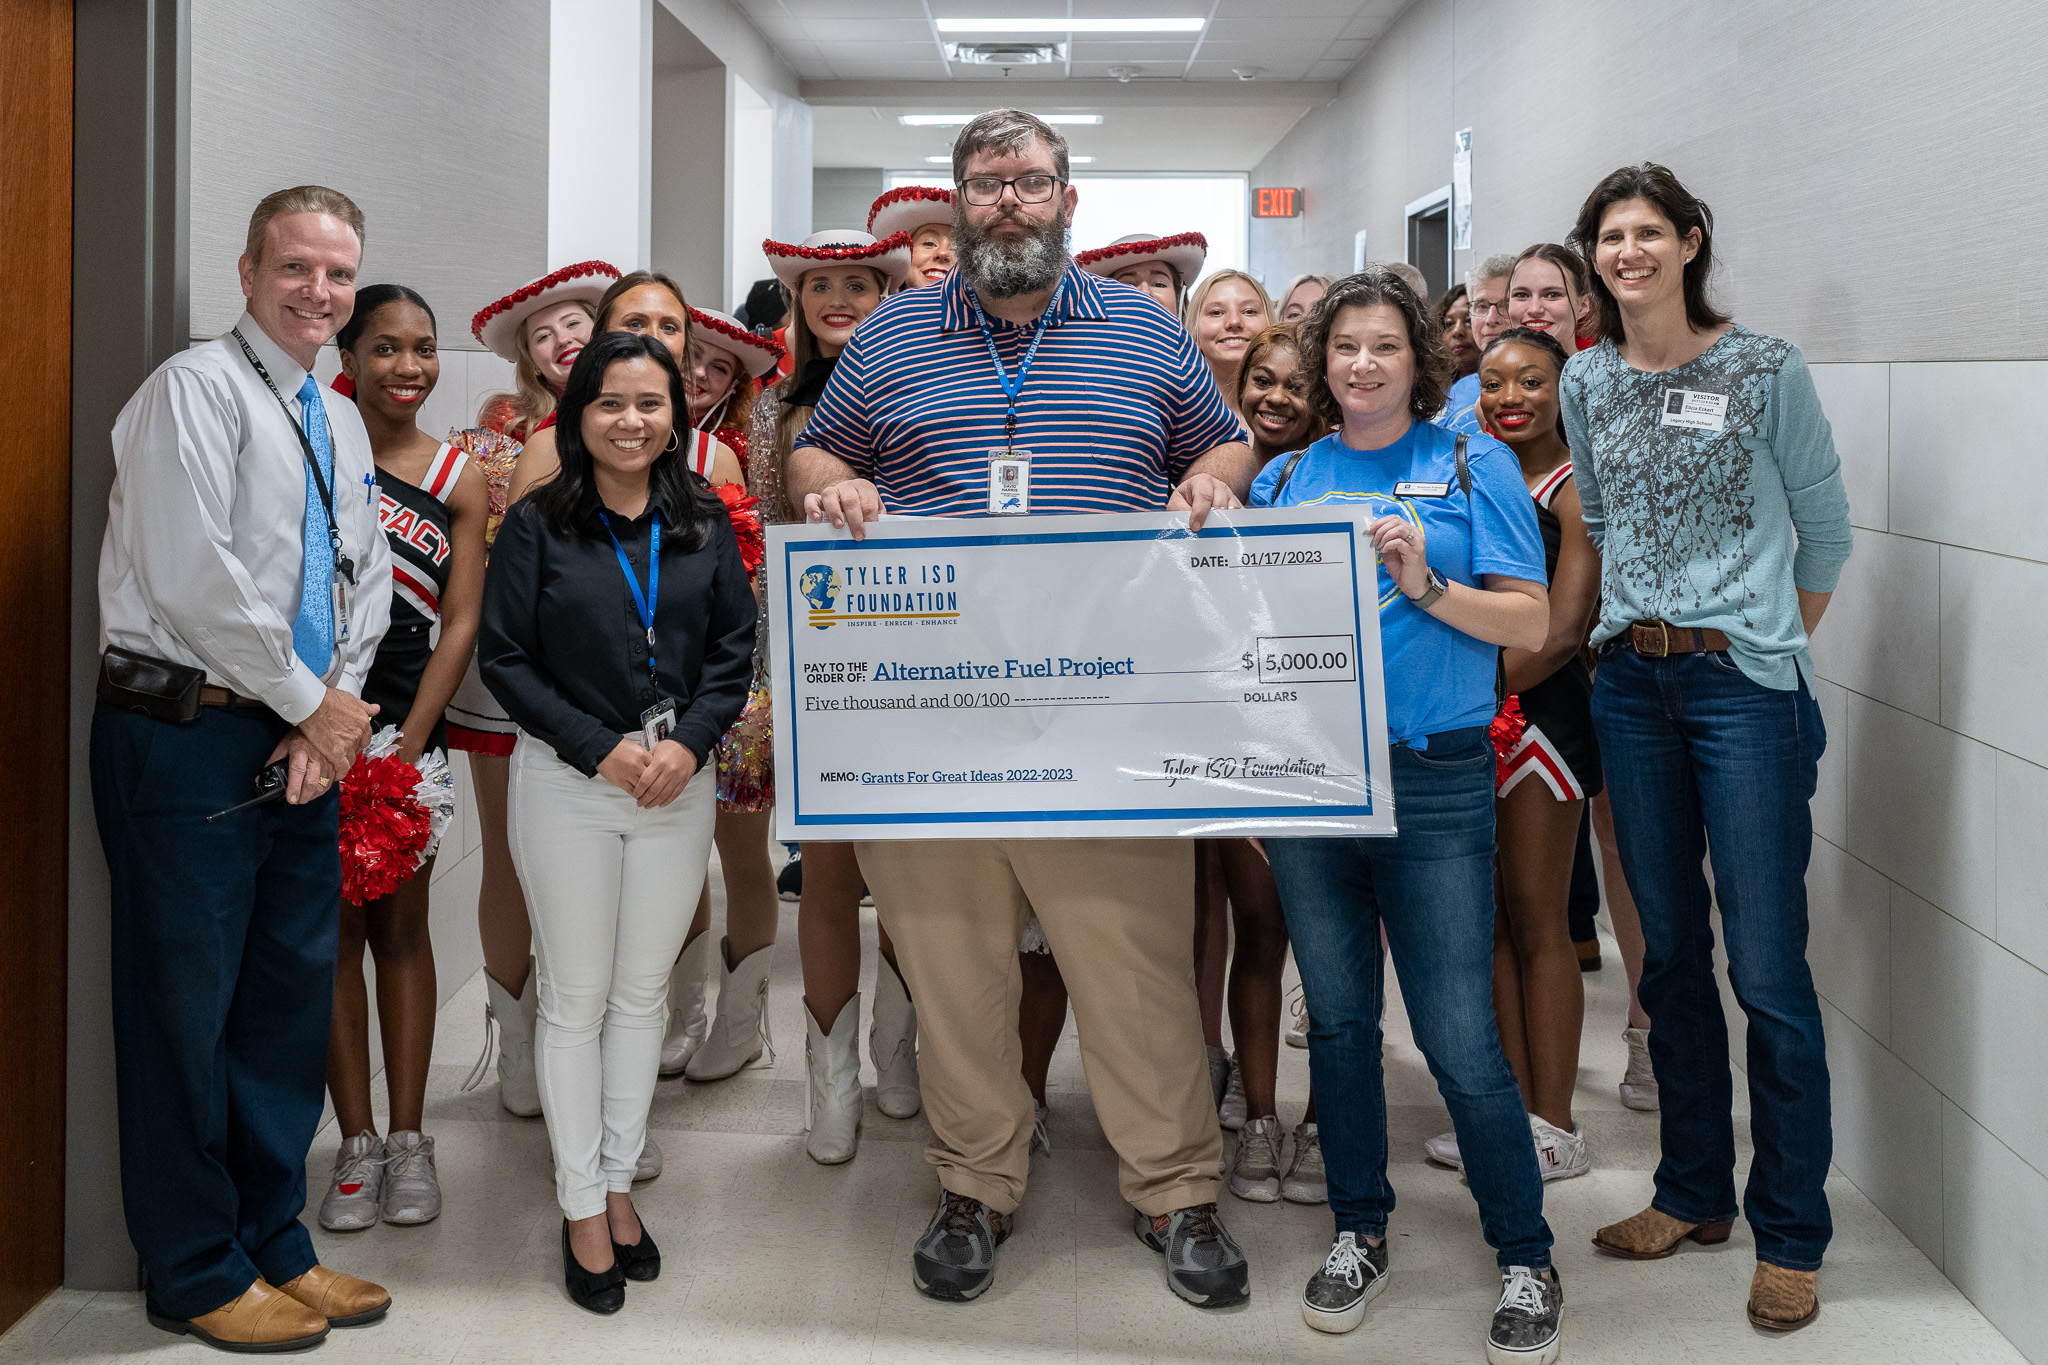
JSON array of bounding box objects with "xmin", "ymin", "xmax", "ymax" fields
[{"xmin": 2, "ymin": 877, "xmax": 2025, "ymax": 1363}]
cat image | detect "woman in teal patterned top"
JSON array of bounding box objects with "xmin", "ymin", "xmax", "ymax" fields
[{"xmin": 1561, "ymin": 163, "xmax": 1851, "ymax": 1333}]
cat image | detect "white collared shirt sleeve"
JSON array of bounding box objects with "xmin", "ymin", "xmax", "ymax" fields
[
  {"xmin": 328, "ymin": 393, "xmax": 392, "ymax": 698},
  {"xmin": 109, "ymin": 361, "xmax": 332, "ymax": 724}
]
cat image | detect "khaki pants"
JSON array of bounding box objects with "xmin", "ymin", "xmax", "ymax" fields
[{"xmin": 855, "ymin": 838, "xmax": 1222, "ymax": 1217}]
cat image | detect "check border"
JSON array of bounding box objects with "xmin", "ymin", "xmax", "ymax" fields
[{"xmin": 778, "ymin": 520, "xmax": 1375, "ymax": 830}]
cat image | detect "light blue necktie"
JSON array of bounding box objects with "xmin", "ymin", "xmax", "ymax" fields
[{"xmin": 291, "ymin": 374, "xmax": 336, "ymax": 677}]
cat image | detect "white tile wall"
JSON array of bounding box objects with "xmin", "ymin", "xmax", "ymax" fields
[
  {"xmin": 1890, "ymin": 884, "xmax": 2048, "ymax": 1180},
  {"xmin": 1809, "ymin": 529, "xmax": 1940, "ymax": 722},
  {"xmin": 1821, "ymin": 998, "xmax": 1945, "ymax": 1260},
  {"xmin": 1806, "ymin": 361, "xmax": 1889, "ymax": 532},
  {"xmin": 1995, "ymin": 753, "xmax": 2048, "ymax": 974},
  {"xmin": 1808, "ymin": 838, "xmax": 1891, "ymax": 1044},
  {"xmin": 1802, "ymin": 361, "xmax": 2048, "ymax": 1362},
  {"xmin": 1944, "ymin": 1101, "xmax": 2048, "ymax": 1361},
  {"xmin": 1840, "ymin": 689, "xmax": 1999, "ymax": 937},
  {"xmin": 1940, "ymin": 545, "xmax": 2048, "ymax": 770},
  {"xmin": 1889, "ymin": 362, "xmax": 2048, "ymax": 564}
]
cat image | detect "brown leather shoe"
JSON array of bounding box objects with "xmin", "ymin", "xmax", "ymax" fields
[
  {"xmin": 1591, "ymin": 1205, "xmax": 1734, "ymax": 1260},
  {"xmin": 275, "ymin": 1264, "xmax": 391, "ymax": 1326},
  {"xmin": 1748, "ymin": 1261, "xmax": 1820, "ymax": 1331},
  {"xmin": 146, "ymin": 1278, "xmax": 329, "ymax": 1352}
]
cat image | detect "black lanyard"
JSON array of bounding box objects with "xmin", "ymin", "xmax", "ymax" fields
[{"xmin": 233, "ymin": 328, "xmax": 355, "ymax": 586}]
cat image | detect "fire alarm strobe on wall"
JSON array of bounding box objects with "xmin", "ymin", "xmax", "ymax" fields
[{"xmin": 1254, "ymin": 187, "xmax": 1303, "ymax": 218}]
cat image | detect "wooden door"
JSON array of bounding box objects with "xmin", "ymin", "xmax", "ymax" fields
[{"xmin": 0, "ymin": 0, "xmax": 73, "ymax": 1336}]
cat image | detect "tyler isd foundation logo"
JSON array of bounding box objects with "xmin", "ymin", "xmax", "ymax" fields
[{"xmin": 802, "ymin": 564, "xmax": 842, "ymax": 629}]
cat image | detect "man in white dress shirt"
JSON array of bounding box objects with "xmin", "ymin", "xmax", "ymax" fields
[{"xmin": 91, "ymin": 185, "xmax": 395, "ymax": 1352}]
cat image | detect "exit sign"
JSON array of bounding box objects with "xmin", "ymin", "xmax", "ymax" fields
[{"xmin": 1254, "ymin": 187, "xmax": 1303, "ymax": 218}]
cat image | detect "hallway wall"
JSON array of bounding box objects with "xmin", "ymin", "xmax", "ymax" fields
[{"xmin": 1247, "ymin": 3, "xmax": 2048, "ymax": 1356}]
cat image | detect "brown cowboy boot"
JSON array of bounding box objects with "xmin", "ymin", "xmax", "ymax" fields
[
  {"xmin": 1591, "ymin": 1205, "xmax": 1733, "ymax": 1260},
  {"xmin": 1748, "ymin": 1261, "xmax": 1820, "ymax": 1331},
  {"xmin": 275, "ymin": 1263, "xmax": 392, "ymax": 1326},
  {"xmin": 147, "ymin": 1278, "xmax": 329, "ymax": 1351}
]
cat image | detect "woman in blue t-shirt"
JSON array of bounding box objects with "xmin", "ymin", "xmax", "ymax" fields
[{"xmin": 1250, "ymin": 268, "xmax": 1563, "ymax": 1360}]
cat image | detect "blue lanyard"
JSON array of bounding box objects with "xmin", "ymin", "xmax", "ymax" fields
[
  {"xmin": 600, "ymin": 511, "xmax": 661, "ymax": 687},
  {"xmin": 963, "ymin": 273, "xmax": 1066, "ymax": 450}
]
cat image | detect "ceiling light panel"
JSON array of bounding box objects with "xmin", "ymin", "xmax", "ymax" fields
[
  {"xmin": 934, "ymin": 17, "xmax": 1206, "ymax": 33},
  {"xmin": 899, "ymin": 114, "xmax": 1103, "ymax": 126}
]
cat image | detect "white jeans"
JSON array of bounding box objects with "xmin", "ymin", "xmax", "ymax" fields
[{"xmin": 509, "ymin": 734, "xmax": 716, "ymax": 1219}]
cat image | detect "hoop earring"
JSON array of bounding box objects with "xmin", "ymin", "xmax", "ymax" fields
[{"xmin": 664, "ymin": 428, "xmax": 681, "ymax": 454}]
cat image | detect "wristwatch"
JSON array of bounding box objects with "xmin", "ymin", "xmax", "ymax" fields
[{"xmin": 1407, "ymin": 566, "xmax": 1449, "ymax": 610}]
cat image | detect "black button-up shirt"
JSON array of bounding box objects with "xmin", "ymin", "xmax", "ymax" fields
[{"xmin": 480, "ymin": 486, "xmax": 756, "ymax": 777}]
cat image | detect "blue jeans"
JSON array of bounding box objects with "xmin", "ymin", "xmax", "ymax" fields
[
  {"xmin": 91, "ymin": 703, "xmax": 339, "ymax": 1318},
  {"xmin": 1591, "ymin": 648, "xmax": 1832, "ymax": 1271},
  {"xmin": 1267, "ymin": 727, "xmax": 1553, "ymax": 1270}
]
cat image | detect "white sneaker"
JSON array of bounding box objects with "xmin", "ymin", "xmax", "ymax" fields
[
  {"xmin": 1620, "ymin": 1027, "xmax": 1660, "ymax": 1111},
  {"xmin": 1030, "ymin": 1102, "xmax": 1053, "ymax": 1157},
  {"xmin": 1284, "ymin": 984, "xmax": 1311, "ymax": 1049},
  {"xmin": 1227, "ymin": 1116, "xmax": 1282, "ymax": 1202},
  {"xmin": 1529, "ymin": 1115, "xmax": 1589, "ymax": 1182},
  {"xmin": 318, "ymin": 1132, "xmax": 385, "ymax": 1231},
  {"xmin": 1218, "ymin": 1055, "xmax": 1247, "ymax": 1131},
  {"xmin": 1282, "ymin": 1122, "xmax": 1327, "ymax": 1203},
  {"xmin": 381, "ymin": 1131, "xmax": 440, "ymax": 1225},
  {"xmin": 1422, "ymin": 1128, "xmax": 1463, "ymax": 1170}
]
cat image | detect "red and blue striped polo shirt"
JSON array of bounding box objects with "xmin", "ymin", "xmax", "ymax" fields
[{"xmin": 794, "ymin": 263, "xmax": 1244, "ymax": 515}]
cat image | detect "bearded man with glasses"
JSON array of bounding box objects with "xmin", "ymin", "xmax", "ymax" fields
[{"xmin": 788, "ymin": 108, "xmax": 1256, "ymax": 1310}]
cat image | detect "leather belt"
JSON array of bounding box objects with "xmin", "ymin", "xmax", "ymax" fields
[
  {"xmin": 1624, "ymin": 621, "xmax": 1731, "ymax": 658},
  {"xmin": 199, "ymin": 684, "xmax": 268, "ymax": 709}
]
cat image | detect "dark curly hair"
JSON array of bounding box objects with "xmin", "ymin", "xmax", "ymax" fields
[
  {"xmin": 1570, "ymin": 162, "xmax": 1730, "ymax": 345},
  {"xmin": 1296, "ymin": 266, "xmax": 1451, "ymax": 428}
]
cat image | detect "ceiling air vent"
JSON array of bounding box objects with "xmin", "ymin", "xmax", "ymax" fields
[{"xmin": 944, "ymin": 41, "xmax": 1066, "ymax": 70}]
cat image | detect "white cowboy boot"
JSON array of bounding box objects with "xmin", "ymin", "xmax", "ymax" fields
[
  {"xmin": 684, "ymin": 940, "xmax": 775, "ymax": 1081},
  {"xmin": 805, "ymin": 995, "xmax": 863, "ymax": 1165},
  {"xmin": 483, "ymin": 968, "xmax": 542, "ymax": 1117},
  {"xmin": 869, "ymin": 956, "xmax": 922, "ymax": 1119},
  {"xmin": 660, "ymin": 932, "xmax": 718, "ymax": 1078}
]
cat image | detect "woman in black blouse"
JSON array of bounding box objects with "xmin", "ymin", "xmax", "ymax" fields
[{"xmin": 480, "ymin": 331, "xmax": 755, "ymax": 1314}]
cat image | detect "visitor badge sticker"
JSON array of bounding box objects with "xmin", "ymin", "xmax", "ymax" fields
[
  {"xmin": 765, "ymin": 507, "xmax": 1396, "ymax": 841},
  {"xmin": 1660, "ymin": 388, "xmax": 1729, "ymax": 432}
]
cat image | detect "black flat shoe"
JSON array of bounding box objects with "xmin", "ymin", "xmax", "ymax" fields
[
  {"xmin": 562, "ymin": 1220, "xmax": 625, "ymax": 1314},
  {"xmin": 612, "ymin": 1215, "xmax": 661, "ymax": 1282}
]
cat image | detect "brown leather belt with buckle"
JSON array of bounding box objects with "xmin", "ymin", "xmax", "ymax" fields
[
  {"xmin": 199, "ymin": 685, "xmax": 268, "ymax": 709},
  {"xmin": 1625, "ymin": 621, "xmax": 1731, "ymax": 657}
]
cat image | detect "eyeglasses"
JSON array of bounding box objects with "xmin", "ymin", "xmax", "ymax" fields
[
  {"xmin": 958, "ymin": 174, "xmax": 1064, "ymax": 206},
  {"xmin": 1470, "ymin": 300, "xmax": 1511, "ymax": 318}
]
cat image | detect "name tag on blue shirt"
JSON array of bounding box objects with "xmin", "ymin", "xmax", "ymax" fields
[
  {"xmin": 1394, "ymin": 481, "xmax": 1451, "ymax": 498},
  {"xmin": 1660, "ymin": 388, "xmax": 1729, "ymax": 432}
]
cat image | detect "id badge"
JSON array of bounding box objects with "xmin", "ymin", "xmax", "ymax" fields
[
  {"xmin": 1660, "ymin": 388, "xmax": 1729, "ymax": 432},
  {"xmin": 640, "ymin": 698, "xmax": 678, "ymax": 748},
  {"xmin": 988, "ymin": 448, "xmax": 1031, "ymax": 516}
]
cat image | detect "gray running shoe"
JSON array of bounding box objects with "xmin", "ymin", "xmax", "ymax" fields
[
  {"xmin": 1218, "ymin": 1056, "xmax": 1247, "ymax": 1131},
  {"xmin": 1301, "ymin": 1231, "xmax": 1388, "ymax": 1334},
  {"xmin": 380, "ymin": 1131, "xmax": 440, "ymax": 1225},
  {"xmin": 318, "ymin": 1132, "xmax": 385, "ymax": 1232},
  {"xmin": 1227, "ymin": 1116, "xmax": 1281, "ymax": 1202},
  {"xmin": 1281, "ymin": 1122, "xmax": 1328, "ymax": 1204},
  {"xmin": 1487, "ymin": 1265, "xmax": 1564, "ymax": 1365},
  {"xmin": 912, "ymin": 1191, "xmax": 1010, "ymax": 1302},
  {"xmin": 1206, "ymin": 1044, "xmax": 1230, "ymax": 1109},
  {"xmin": 1030, "ymin": 1103, "xmax": 1053, "ymax": 1157},
  {"xmin": 1133, "ymin": 1203, "xmax": 1249, "ymax": 1308}
]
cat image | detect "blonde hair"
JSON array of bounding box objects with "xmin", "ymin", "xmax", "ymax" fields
[
  {"xmin": 244, "ymin": 184, "xmax": 365, "ymax": 264},
  {"xmin": 1277, "ymin": 273, "xmax": 1334, "ymax": 316},
  {"xmin": 490, "ymin": 298, "xmax": 597, "ymax": 440},
  {"xmin": 1182, "ymin": 269, "xmax": 1274, "ymax": 333}
]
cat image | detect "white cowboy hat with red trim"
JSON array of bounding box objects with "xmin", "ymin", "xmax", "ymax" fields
[
  {"xmin": 470, "ymin": 260, "xmax": 622, "ymax": 362},
  {"xmin": 1075, "ymin": 232, "xmax": 1209, "ymax": 290},
  {"xmin": 763, "ymin": 230, "xmax": 912, "ymax": 290},
  {"xmin": 688, "ymin": 307, "xmax": 785, "ymax": 380},
  {"xmin": 867, "ymin": 186, "xmax": 955, "ymax": 241}
]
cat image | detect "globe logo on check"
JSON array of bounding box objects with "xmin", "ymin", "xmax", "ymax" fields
[{"xmin": 802, "ymin": 564, "xmax": 842, "ymax": 628}]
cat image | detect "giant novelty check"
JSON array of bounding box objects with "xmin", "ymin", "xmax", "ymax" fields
[{"xmin": 767, "ymin": 508, "xmax": 1395, "ymax": 840}]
